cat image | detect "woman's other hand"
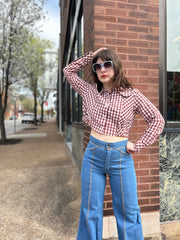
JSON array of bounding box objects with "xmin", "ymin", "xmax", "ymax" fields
[
  {"xmin": 93, "ymin": 47, "xmax": 107, "ymax": 57},
  {"xmin": 126, "ymin": 141, "xmax": 135, "ymax": 154}
]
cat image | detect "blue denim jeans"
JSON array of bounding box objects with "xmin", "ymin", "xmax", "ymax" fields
[{"xmin": 77, "ymin": 135, "xmax": 144, "ymax": 240}]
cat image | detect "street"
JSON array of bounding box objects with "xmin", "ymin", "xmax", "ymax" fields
[{"xmin": 5, "ymin": 119, "xmax": 32, "ymax": 136}]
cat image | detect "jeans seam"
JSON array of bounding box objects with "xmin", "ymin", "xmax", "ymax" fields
[
  {"xmin": 86, "ymin": 149, "xmax": 95, "ymax": 239},
  {"xmin": 119, "ymin": 152, "xmax": 126, "ymax": 240},
  {"xmin": 89, "ymin": 141, "xmax": 106, "ymax": 149}
]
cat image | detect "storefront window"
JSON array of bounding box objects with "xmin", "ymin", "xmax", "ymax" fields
[{"xmin": 167, "ymin": 0, "xmax": 180, "ymax": 121}]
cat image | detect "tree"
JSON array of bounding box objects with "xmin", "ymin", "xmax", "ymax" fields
[
  {"xmin": 22, "ymin": 97, "xmax": 34, "ymax": 113},
  {"xmin": 0, "ymin": 0, "xmax": 46, "ymax": 141},
  {"xmin": 23, "ymin": 34, "xmax": 52, "ymax": 125},
  {"xmin": 38, "ymin": 79, "xmax": 50, "ymax": 122}
]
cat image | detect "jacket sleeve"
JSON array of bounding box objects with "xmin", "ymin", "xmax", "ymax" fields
[
  {"xmin": 63, "ymin": 52, "xmax": 93, "ymax": 97},
  {"xmin": 134, "ymin": 89, "xmax": 165, "ymax": 152}
]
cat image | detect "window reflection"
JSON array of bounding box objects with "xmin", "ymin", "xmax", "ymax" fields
[
  {"xmin": 167, "ymin": 72, "xmax": 180, "ymax": 121},
  {"xmin": 166, "ymin": 0, "xmax": 180, "ymax": 122}
]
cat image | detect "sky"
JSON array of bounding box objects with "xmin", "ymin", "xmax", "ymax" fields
[{"xmin": 39, "ymin": 0, "xmax": 60, "ymax": 49}]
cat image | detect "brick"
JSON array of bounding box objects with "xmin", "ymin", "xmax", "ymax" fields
[
  {"xmin": 103, "ymin": 209, "xmax": 114, "ymax": 216},
  {"xmin": 139, "ymin": 34, "xmax": 159, "ymax": 41},
  {"xmin": 137, "ymin": 184, "xmax": 150, "ymax": 190},
  {"xmin": 104, "ymin": 194, "xmax": 112, "ymax": 201},
  {"xmin": 133, "ymin": 154, "xmax": 149, "ymax": 162},
  {"xmin": 149, "ymin": 12, "xmax": 159, "ymax": 20},
  {"xmin": 128, "ymin": 25, "xmax": 149, "ymax": 33},
  {"xmin": 106, "ymin": 38, "xmax": 127, "ymax": 46},
  {"xmin": 127, "ymin": 69, "xmax": 149, "ymax": 77},
  {"xmin": 150, "ymin": 27, "xmax": 159, "ymax": 35},
  {"xmin": 94, "ymin": 0, "xmax": 116, "ymax": 7},
  {"xmin": 139, "ymin": 48, "xmax": 159, "ymax": 55},
  {"xmin": 117, "ymin": 31, "xmax": 138, "ymax": 39},
  {"xmin": 147, "ymin": 0, "xmax": 159, "ymax": 4},
  {"xmin": 118, "ymin": 17, "xmax": 138, "ymax": 25},
  {"xmin": 94, "ymin": 30, "xmax": 116, "ymax": 37},
  {"xmin": 134, "ymin": 83, "xmax": 149, "ymax": 91},
  {"xmin": 105, "ymin": 8, "xmax": 127, "ymax": 17},
  {"xmin": 134, "ymin": 162, "xmax": 139, "ymax": 169},
  {"xmin": 105, "ymin": 186, "xmax": 112, "ymax": 193},
  {"xmin": 140, "ymin": 204, "xmax": 160, "ymax": 212},
  {"xmin": 118, "ymin": 54, "xmax": 128, "ymax": 60},
  {"xmin": 148, "ymin": 55, "xmax": 159, "ymax": 61},
  {"xmin": 95, "ymin": 44, "xmax": 116, "ymax": 51},
  {"xmin": 94, "ymin": 15, "xmax": 116, "ymax": 23},
  {"xmin": 138, "ymin": 198, "xmax": 149, "ymax": 205},
  {"xmin": 94, "ymin": 21, "xmax": 105, "ymax": 29},
  {"xmin": 128, "ymin": 55, "xmax": 148, "ymax": 62},
  {"xmin": 107, "ymin": 202, "xmax": 113, "ymax": 208},
  {"xmin": 140, "ymin": 190, "xmax": 159, "ymax": 197},
  {"xmin": 139, "ymin": 63, "xmax": 159, "ymax": 69},
  {"xmin": 129, "ymin": 11, "xmax": 149, "ymax": 19},
  {"xmin": 117, "ymin": 46, "xmax": 138, "ymax": 54},
  {"xmin": 106, "ymin": 23, "xmax": 127, "ymax": 31},
  {"xmin": 139, "ymin": 5, "xmax": 159, "ymax": 13},
  {"xmin": 94, "ymin": 37, "xmax": 105, "ymax": 44},
  {"xmin": 123, "ymin": 61, "xmax": 138, "ymax": 68},
  {"xmin": 139, "ymin": 19, "xmax": 159, "ymax": 27},
  {"xmin": 94, "ymin": 7, "xmax": 105, "ymax": 15},
  {"xmin": 150, "ymin": 198, "xmax": 160, "ymax": 204},
  {"xmin": 149, "ymin": 69, "xmax": 159, "ymax": 77},
  {"xmin": 128, "ymin": 40, "xmax": 149, "ymax": 48},
  {"xmin": 128, "ymin": 0, "xmax": 147, "ymax": 3},
  {"xmin": 136, "ymin": 169, "xmax": 149, "ymax": 176},
  {"xmin": 117, "ymin": 3, "xmax": 138, "ymax": 10},
  {"xmin": 140, "ymin": 161, "xmax": 159, "ymax": 169},
  {"xmin": 140, "ymin": 176, "xmax": 159, "ymax": 183},
  {"xmin": 150, "ymin": 183, "xmax": 160, "ymax": 189}
]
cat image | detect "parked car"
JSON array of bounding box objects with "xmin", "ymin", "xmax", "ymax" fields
[
  {"xmin": 9, "ymin": 115, "xmax": 17, "ymax": 120},
  {"xmin": 21, "ymin": 112, "xmax": 35, "ymax": 123}
]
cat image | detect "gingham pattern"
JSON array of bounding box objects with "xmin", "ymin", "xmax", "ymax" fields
[{"xmin": 63, "ymin": 52, "xmax": 165, "ymax": 152}]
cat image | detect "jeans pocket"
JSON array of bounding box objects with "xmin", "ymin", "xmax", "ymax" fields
[{"xmin": 86, "ymin": 141, "xmax": 97, "ymax": 151}]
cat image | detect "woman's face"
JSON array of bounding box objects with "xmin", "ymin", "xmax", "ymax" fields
[{"xmin": 95, "ymin": 58, "xmax": 115, "ymax": 87}]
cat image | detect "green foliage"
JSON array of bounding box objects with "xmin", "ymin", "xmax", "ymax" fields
[
  {"xmin": 22, "ymin": 97, "xmax": 34, "ymax": 112},
  {"xmin": 0, "ymin": 0, "xmax": 47, "ymax": 140}
]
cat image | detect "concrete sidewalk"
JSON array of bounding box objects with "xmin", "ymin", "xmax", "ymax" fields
[
  {"xmin": 0, "ymin": 119, "xmax": 179, "ymax": 240},
  {"xmin": 0, "ymin": 120, "xmax": 81, "ymax": 240}
]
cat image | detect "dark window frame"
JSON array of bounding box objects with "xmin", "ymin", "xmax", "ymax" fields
[
  {"xmin": 62, "ymin": 0, "xmax": 83, "ymax": 125},
  {"xmin": 159, "ymin": 0, "xmax": 180, "ymax": 132}
]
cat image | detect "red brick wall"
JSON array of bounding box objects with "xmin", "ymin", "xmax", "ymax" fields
[{"xmin": 84, "ymin": 0, "xmax": 160, "ymax": 216}]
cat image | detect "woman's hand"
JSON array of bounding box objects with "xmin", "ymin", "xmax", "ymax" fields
[
  {"xmin": 93, "ymin": 47, "xmax": 107, "ymax": 57},
  {"xmin": 126, "ymin": 141, "xmax": 135, "ymax": 154}
]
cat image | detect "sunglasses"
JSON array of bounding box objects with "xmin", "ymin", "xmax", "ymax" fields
[{"xmin": 92, "ymin": 61, "xmax": 113, "ymax": 73}]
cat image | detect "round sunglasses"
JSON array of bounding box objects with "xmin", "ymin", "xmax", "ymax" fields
[{"xmin": 92, "ymin": 61, "xmax": 113, "ymax": 73}]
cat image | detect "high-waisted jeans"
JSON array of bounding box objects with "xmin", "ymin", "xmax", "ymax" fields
[{"xmin": 77, "ymin": 135, "xmax": 144, "ymax": 240}]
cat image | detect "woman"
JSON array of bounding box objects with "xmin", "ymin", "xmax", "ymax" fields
[{"xmin": 63, "ymin": 48, "xmax": 165, "ymax": 240}]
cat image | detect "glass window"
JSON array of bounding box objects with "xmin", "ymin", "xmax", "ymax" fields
[{"xmin": 166, "ymin": 0, "xmax": 180, "ymax": 122}]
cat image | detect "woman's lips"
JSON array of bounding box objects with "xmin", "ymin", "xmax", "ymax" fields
[{"xmin": 101, "ymin": 75, "xmax": 107, "ymax": 78}]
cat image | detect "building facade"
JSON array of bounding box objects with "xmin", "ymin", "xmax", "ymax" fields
[
  {"xmin": 58, "ymin": 0, "xmax": 180, "ymax": 239},
  {"xmin": 42, "ymin": 49, "xmax": 58, "ymax": 114}
]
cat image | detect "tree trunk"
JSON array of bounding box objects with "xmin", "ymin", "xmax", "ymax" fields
[
  {"xmin": 0, "ymin": 96, "xmax": 6, "ymax": 141},
  {"xmin": 41, "ymin": 102, "xmax": 44, "ymax": 122},
  {"xmin": 34, "ymin": 91, "xmax": 37, "ymax": 125}
]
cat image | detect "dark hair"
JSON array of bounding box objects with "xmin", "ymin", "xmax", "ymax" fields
[{"xmin": 92, "ymin": 48, "xmax": 133, "ymax": 92}]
